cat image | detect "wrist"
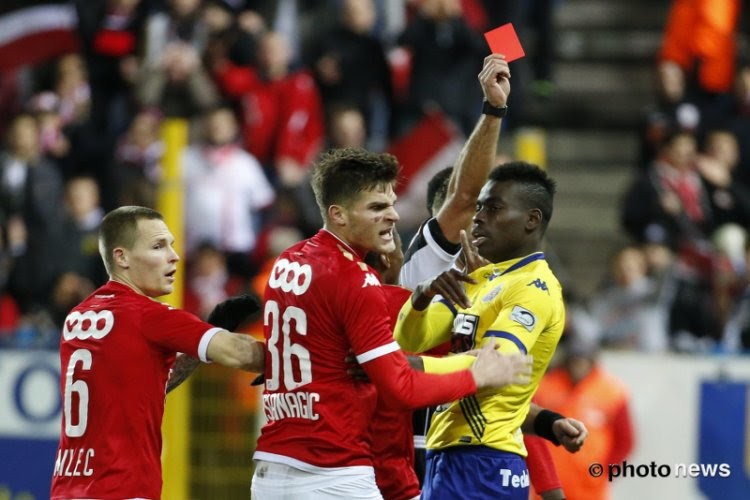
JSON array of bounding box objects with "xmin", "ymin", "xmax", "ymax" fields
[
  {"xmin": 482, "ymin": 99, "xmax": 507, "ymax": 118},
  {"xmin": 534, "ymin": 409, "xmax": 564, "ymax": 445}
]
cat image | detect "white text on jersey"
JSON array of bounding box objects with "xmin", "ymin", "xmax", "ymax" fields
[
  {"xmin": 53, "ymin": 448, "xmax": 94, "ymax": 477},
  {"xmin": 263, "ymin": 391, "xmax": 320, "ymax": 421}
]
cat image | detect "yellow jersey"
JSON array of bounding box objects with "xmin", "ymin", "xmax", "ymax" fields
[{"xmin": 394, "ymin": 252, "xmax": 564, "ymax": 456}]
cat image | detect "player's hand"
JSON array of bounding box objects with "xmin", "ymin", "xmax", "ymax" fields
[
  {"xmin": 460, "ymin": 229, "xmax": 490, "ymax": 273},
  {"xmin": 345, "ymin": 350, "xmax": 370, "ymax": 382},
  {"xmin": 479, "ymin": 54, "xmax": 511, "ymax": 108},
  {"xmin": 207, "ymin": 294, "xmax": 262, "ymax": 332},
  {"xmin": 366, "ymin": 230, "xmax": 403, "ymax": 285},
  {"xmin": 553, "ymin": 417, "xmax": 588, "ymax": 453},
  {"xmin": 470, "ymin": 340, "xmax": 533, "ymax": 389},
  {"xmin": 413, "ymin": 268, "xmax": 476, "ymax": 310}
]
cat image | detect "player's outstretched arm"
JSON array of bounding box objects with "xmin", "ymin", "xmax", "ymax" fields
[
  {"xmin": 436, "ymin": 54, "xmax": 510, "ymax": 243},
  {"xmin": 206, "ymin": 331, "xmax": 265, "ymax": 372},
  {"xmin": 167, "ymin": 295, "xmax": 264, "ymax": 392},
  {"xmin": 522, "ymin": 403, "xmax": 588, "ymax": 452}
]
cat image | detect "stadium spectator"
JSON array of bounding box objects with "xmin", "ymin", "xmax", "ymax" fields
[
  {"xmin": 394, "ymin": 162, "xmax": 585, "ymax": 499},
  {"xmin": 0, "ymin": 114, "xmax": 67, "ymax": 314},
  {"xmin": 659, "ymin": 0, "xmax": 741, "ymax": 96},
  {"xmin": 639, "ymin": 61, "xmax": 701, "ymax": 169},
  {"xmin": 251, "ymin": 148, "xmax": 533, "ymax": 498},
  {"xmin": 182, "ymin": 106, "xmax": 274, "ymax": 274},
  {"xmin": 327, "ymin": 103, "xmax": 368, "ymax": 150},
  {"xmin": 218, "ymin": 31, "xmax": 325, "ymax": 187},
  {"xmin": 60, "ymin": 176, "xmax": 108, "ymax": 288},
  {"xmin": 696, "ymin": 130, "xmax": 750, "ymax": 230},
  {"xmin": 589, "ymin": 246, "xmax": 669, "ymax": 352},
  {"xmin": 136, "ymin": 39, "xmax": 220, "ymax": 118},
  {"xmin": 310, "ymin": 0, "xmax": 393, "ymax": 146},
  {"xmin": 111, "ymin": 109, "xmax": 163, "ymax": 208},
  {"xmin": 50, "ymin": 205, "xmax": 264, "ymax": 500},
  {"xmin": 534, "ymin": 336, "xmax": 635, "ymax": 500},
  {"xmin": 397, "ymin": 0, "xmax": 484, "ymax": 135},
  {"xmin": 623, "ymin": 130, "xmax": 711, "ymax": 250}
]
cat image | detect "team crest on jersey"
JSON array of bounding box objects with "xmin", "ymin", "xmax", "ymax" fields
[
  {"xmin": 527, "ymin": 278, "xmax": 549, "ymax": 294},
  {"xmin": 362, "ymin": 272, "xmax": 380, "ymax": 288},
  {"xmin": 509, "ymin": 305, "xmax": 536, "ymax": 332},
  {"xmin": 482, "ymin": 284, "xmax": 503, "ymax": 302}
]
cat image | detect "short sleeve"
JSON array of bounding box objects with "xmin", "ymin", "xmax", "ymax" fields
[{"xmin": 141, "ymin": 303, "xmax": 221, "ymax": 361}]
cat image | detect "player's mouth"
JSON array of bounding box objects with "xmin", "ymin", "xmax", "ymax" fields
[
  {"xmin": 379, "ymin": 227, "xmax": 393, "ymax": 242},
  {"xmin": 165, "ymin": 269, "xmax": 176, "ymax": 282},
  {"xmin": 471, "ymin": 229, "xmax": 487, "ymax": 246}
]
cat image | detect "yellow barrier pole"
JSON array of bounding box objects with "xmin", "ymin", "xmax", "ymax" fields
[{"xmin": 158, "ymin": 118, "xmax": 189, "ymax": 500}]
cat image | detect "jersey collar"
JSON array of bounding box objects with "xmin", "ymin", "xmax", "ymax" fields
[
  {"xmin": 320, "ymin": 228, "xmax": 366, "ymax": 259},
  {"xmin": 473, "ymin": 252, "xmax": 546, "ymax": 281}
]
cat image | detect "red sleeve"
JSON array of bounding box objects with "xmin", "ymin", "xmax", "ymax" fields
[
  {"xmin": 362, "ymin": 349, "xmax": 476, "ymax": 410},
  {"xmin": 340, "ymin": 272, "xmax": 474, "ymax": 409},
  {"xmin": 607, "ymin": 400, "xmax": 635, "ymax": 465},
  {"xmin": 141, "ymin": 303, "xmax": 218, "ymax": 360},
  {"xmin": 525, "ymin": 435, "xmax": 562, "ymax": 494}
]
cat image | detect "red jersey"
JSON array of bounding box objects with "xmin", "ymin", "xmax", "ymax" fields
[
  {"xmin": 254, "ymin": 230, "xmax": 477, "ymax": 470},
  {"xmin": 50, "ymin": 281, "xmax": 221, "ymax": 500}
]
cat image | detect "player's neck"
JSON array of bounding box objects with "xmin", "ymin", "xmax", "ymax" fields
[
  {"xmin": 322, "ymin": 226, "xmax": 364, "ymax": 257},
  {"xmin": 109, "ymin": 275, "xmax": 146, "ymax": 296}
]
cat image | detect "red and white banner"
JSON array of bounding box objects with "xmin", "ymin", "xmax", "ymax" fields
[
  {"xmin": 0, "ymin": 1, "xmax": 79, "ymax": 71},
  {"xmin": 388, "ymin": 111, "xmax": 465, "ymax": 230}
]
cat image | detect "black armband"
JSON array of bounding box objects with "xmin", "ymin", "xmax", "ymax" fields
[
  {"xmin": 482, "ymin": 100, "xmax": 508, "ymax": 118},
  {"xmin": 534, "ymin": 409, "xmax": 564, "ymax": 446}
]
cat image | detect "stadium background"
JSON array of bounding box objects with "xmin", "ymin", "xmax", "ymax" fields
[{"xmin": 0, "ymin": 0, "xmax": 749, "ymax": 499}]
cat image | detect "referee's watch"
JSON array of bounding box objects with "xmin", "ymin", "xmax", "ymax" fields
[{"xmin": 482, "ymin": 100, "xmax": 508, "ymax": 118}]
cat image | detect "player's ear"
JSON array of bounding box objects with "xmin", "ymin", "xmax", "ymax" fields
[
  {"xmin": 525, "ymin": 208, "xmax": 542, "ymax": 232},
  {"xmin": 328, "ymin": 204, "xmax": 348, "ymax": 227},
  {"xmin": 113, "ymin": 247, "xmax": 129, "ymax": 269}
]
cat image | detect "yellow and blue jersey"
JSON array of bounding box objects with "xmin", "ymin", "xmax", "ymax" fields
[{"xmin": 394, "ymin": 252, "xmax": 565, "ymax": 457}]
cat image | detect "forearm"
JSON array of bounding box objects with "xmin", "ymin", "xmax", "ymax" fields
[
  {"xmin": 206, "ymin": 331, "xmax": 265, "ymax": 372},
  {"xmin": 422, "ymin": 354, "xmax": 475, "ymax": 374},
  {"xmin": 166, "ymin": 354, "xmax": 201, "ymax": 393},
  {"xmin": 364, "ymin": 351, "xmax": 476, "ymax": 410},
  {"xmin": 438, "ymin": 114, "xmax": 502, "ymax": 241},
  {"xmin": 394, "ymin": 298, "xmax": 452, "ymax": 353},
  {"xmin": 522, "ymin": 402, "xmax": 544, "ymax": 434}
]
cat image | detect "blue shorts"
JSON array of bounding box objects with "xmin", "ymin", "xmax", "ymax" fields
[{"xmin": 421, "ymin": 446, "xmax": 528, "ymax": 500}]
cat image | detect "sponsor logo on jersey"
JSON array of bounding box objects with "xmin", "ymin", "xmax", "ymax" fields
[
  {"xmin": 269, "ymin": 258, "xmax": 312, "ymax": 295},
  {"xmin": 451, "ymin": 313, "xmax": 479, "ymax": 352},
  {"xmin": 482, "ymin": 284, "xmax": 503, "ymax": 302},
  {"xmin": 527, "ymin": 278, "xmax": 549, "ymax": 294},
  {"xmin": 362, "ymin": 272, "xmax": 380, "ymax": 288},
  {"xmin": 63, "ymin": 310, "xmax": 114, "ymax": 341},
  {"xmin": 509, "ymin": 305, "xmax": 536, "ymax": 332}
]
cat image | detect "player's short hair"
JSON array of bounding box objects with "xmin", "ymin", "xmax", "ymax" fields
[
  {"xmin": 98, "ymin": 206, "xmax": 164, "ymax": 274},
  {"xmin": 488, "ymin": 161, "xmax": 556, "ymax": 231},
  {"xmin": 426, "ymin": 166, "xmax": 453, "ymax": 215},
  {"xmin": 311, "ymin": 148, "xmax": 400, "ymax": 220}
]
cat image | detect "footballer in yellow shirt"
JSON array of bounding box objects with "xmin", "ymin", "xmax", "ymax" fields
[{"xmin": 394, "ymin": 162, "xmax": 565, "ymax": 500}]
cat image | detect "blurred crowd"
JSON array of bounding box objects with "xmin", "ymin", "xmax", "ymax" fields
[
  {"xmin": 0, "ymin": 0, "xmax": 748, "ymax": 355},
  {"xmin": 0, "ymin": 0, "xmax": 556, "ymax": 348}
]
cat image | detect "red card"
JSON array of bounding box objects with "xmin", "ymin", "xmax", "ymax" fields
[{"xmin": 484, "ymin": 23, "xmax": 525, "ymax": 62}]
